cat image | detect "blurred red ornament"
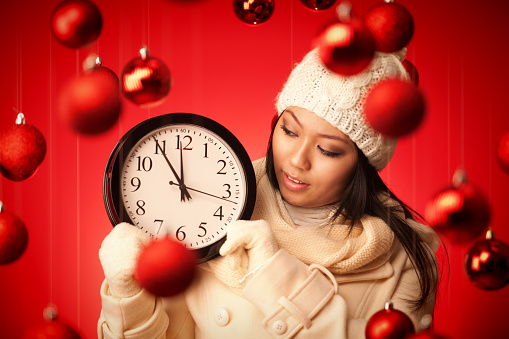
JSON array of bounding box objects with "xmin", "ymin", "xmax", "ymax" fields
[
  {"xmin": 233, "ymin": 0, "xmax": 275, "ymax": 25},
  {"xmin": 59, "ymin": 59, "xmax": 121, "ymax": 135},
  {"xmin": 51, "ymin": 0, "xmax": 102, "ymax": 49},
  {"xmin": 496, "ymin": 131, "xmax": 509, "ymax": 174},
  {"xmin": 464, "ymin": 229, "xmax": 509, "ymax": 290},
  {"xmin": 316, "ymin": 3, "xmax": 376, "ymax": 76},
  {"xmin": 122, "ymin": 46, "xmax": 171, "ymax": 108},
  {"xmin": 405, "ymin": 331, "xmax": 449, "ymax": 339},
  {"xmin": 135, "ymin": 236, "xmax": 197, "ymax": 297},
  {"xmin": 0, "ymin": 113, "xmax": 47, "ymax": 181},
  {"xmin": 300, "ymin": 0, "xmax": 337, "ymax": 11},
  {"xmin": 402, "ymin": 59, "xmax": 419, "ymax": 86},
  {"xmin": 364, "ymin": 1, "xmax": 414, "ymax": 53},
  {"xmin": 23, "ymin": 306, "xmax": 81, "ymax": 339},
  {"xmin": 0, "ymin": 202, "xmax": 29, "ymax": 265},
  {"xmin": 364, "ymin": 78, "xmax": 425, "ymax": 137},
  {"xmin": 425, "ymin": 170, "xmax": 490, "ymax": 244},
  {"xmin": 366, "ymin": 301, "xmax": 415, "ymax": 339}
]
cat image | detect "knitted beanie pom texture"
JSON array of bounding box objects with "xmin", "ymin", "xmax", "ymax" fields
[{"xmin": 276, "ymin": 48, "xmax": 409, "ymax": 171}]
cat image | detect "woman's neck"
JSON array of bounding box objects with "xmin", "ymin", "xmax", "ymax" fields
[{"xmin": 283, "ymin": 200, "xmax": 336, "ymax": 227}]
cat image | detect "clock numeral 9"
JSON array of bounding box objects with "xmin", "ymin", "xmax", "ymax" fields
[
  {"xmin": 131, "ymin": 177, "xmax": 141, "ymax": 192},
  {"xmin": 136, "ymin": 156, "xmax": 153, "ymax": 172}
]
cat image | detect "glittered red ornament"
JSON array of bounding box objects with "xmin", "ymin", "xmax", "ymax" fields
[
  {"xmin": 59, "ymin": 61, "xmax": 121, "ymax": 135},
  {"xmin": 23, "ymin": 306, "xmax": 82, "ymax": 339},
  {"xmin": 121, "ymin": 46, "xmax": 171, "ymax": 108},
  {"xmin": 316, "ymin": 15, "xmax": 376, "ymax": 76},
  {"xmin": 464, "ymin": 229, "xmax": 509, "ymax": 291},
  {"xmin": 135, "ymin": 236, "xmax": 197, "ymax": 297},
  {"xmin": 0, "ymin": 203, "xmax": 28, "ymax": 265},
  {"xmin": 425, "ymin": 170, "xmax": 490, "ymax": 244},
  {"xmin": 51, "ymin": 0, "xmax": 102, "ymax": 49},
  {"xmin": 402, "ymin": 59, "xmax": 419, "ymax": 86},
  {"xmin": 366, "ymin": 301, "xmax": 415, "ymax": 339},
  {"xmin": 496, "ymin": 131, "xmax": 509, "ymax": 174},
  {"xmin": 364, "ymin": 78, "xmax": 425, "ymax": 137},
  {"xmin": 0, "ymin": 113, "xmax": 47, "ymax": 181},
  {"xmin": 233, "ymin": 0, "xmax": 275, "ymax": 25},
  {"xmin": 364, "ymin": 1, "xmax": 414, "ymax": 53},
  {"xmin": 300, "ymin": 0, "xmax": 337, "ymax": 11}
]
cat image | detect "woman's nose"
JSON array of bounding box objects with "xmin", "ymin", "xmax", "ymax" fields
[{"xmin": 289, "ymin": 139, "xmax": 311, "ymax": 171}]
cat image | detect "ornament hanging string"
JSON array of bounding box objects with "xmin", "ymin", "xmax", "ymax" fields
[
  {"xmin": 49, "ymin": 25, "xmax": 54, "ymax": 307},
  {"xmin": 75, "ymin": 49, "xmax": 82, "ymax": 331}
]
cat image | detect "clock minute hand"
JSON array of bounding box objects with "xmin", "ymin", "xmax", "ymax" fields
[
  {"xmin": 155, "ymin": 138, "xmax": 192, "ymax": 201},
  {"xmin": 168, "ymin": 181, "xmax": 237, "ymax": 204}
]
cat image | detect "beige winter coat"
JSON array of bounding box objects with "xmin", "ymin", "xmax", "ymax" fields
[{"xmin": 98, "ymin": 158, "xmax": 439, "ymax": 338}]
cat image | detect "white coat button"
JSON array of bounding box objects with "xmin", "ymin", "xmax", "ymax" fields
[
  {"xmin": 214, "ymin": 307, "xmax": 230, "ymax": 327},
  {"xmin": 272, "ymin": 320, "xmax": 287, "ymax": 335}
]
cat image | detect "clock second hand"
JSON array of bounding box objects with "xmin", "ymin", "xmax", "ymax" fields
[{"xmin": 168, "ymin": 181, "xmax": 238, "ymax": 205}]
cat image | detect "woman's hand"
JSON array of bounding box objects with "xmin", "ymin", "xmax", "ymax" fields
[
  {"xmin": 99, "ymin": 222, "xmax": 152, "ymax": 298},
  {"xmin": 219, "ymin": 220, "xmax": 278, "ymax": 273}
]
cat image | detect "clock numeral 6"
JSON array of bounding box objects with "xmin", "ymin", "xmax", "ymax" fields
[{"xmin": 176, "ymin": 223, "xmax": 207, "ymax": 241}]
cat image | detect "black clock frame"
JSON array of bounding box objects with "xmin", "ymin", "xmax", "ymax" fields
[{"xmin": 103, "ymin": 112, "xmax": 257, "ymax": 263}]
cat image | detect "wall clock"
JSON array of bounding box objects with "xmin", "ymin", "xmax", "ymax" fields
[{"xmin": 103, "ymin": 113, "xmax": 256, "ymax": 263}]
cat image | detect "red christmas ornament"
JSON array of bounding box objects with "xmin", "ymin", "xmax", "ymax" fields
[
  {"xmin": 464, "ymin": 229, "xmax": 509, "ymax": 290},
  {"xmin": 402, "ymin": 59, "xmax": 419, "ymax": 86},
  {"xmin": 59, "ymin": 59, "xmax": 121, "ymax": 135},
  {"xmin": 425, "ymin": 170, "xmax": 490, "ymax": 244},
  {"xmin": 496, "ymin": 131, "xmax": 509, "ymax": 174},
  {"xmin": 51, "ymin": 0, "xmax": 102, "ymax": 49},
  {"xmin": 23, "ymin": 306, "xmax": 81, "ymax": 339},
  {"xmin": 405, "ymin": 331, "xmax": 450, "ymax": 339},
  {"xmin": 233, "ymin": 0, "xmax": 275, "ymax": 25},
  {"xmin": 316, "ymin": 3, "xmax": 376, "ymax": 76},
  {"xmin": 364, "ymin": 78, "xmax": 425, "ymax": 137},
  {"xmin": 0, "ymin": 202, "xmax": 29, "ymax": 265},
  {"xmin": 300, "ymin": 0, "xmax": 337, "ymax": 11},
  {"xmin": 0, "ymin": 113, "xmax": 47, "ymax": 181},
  {"xmin": 366, "ymin": 301, "xmax": 415, "ymax": 339},
  {"xmin": 364, "ymin": 0, "xmax": 414, "ymax": 53},
  {"xmin": 135, "ymin": 236, "xmax": 197, "ymax": 297},
  {"xmin": 121, "ymin": 46, "xmax": 171, "ymax": 108}
]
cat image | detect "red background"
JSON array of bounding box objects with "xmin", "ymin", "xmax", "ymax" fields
[{"xmin": 1, "ymin": 0, "xmax": 509, "ymax": 338}]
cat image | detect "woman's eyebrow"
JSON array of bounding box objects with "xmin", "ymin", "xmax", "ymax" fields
[{"xmin": 286, "ymin": 108, "xmax": 350, "ymax": 145}]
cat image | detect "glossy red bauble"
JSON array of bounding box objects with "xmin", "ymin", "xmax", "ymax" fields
[
  {"xmin": 405, "ymin": 331, "xmax": 449, "ymax": 339},
  {"xmin": 300, "ymin": 0, "xmax": 337, "ymax": 11},
  {"xmin": 425, "ymin": 174, "xmax": 490, "ymax": 244},
  {"xmin": 364, "ymin": 78, "xmax": 425, "ymax": 137},
  {"xmin": 496, "ymin": 131, "xmax": 509, "ymax": 174},
  {"xmin": 122, "ymin": 47, "xmax": 171, "ymax": 108},
  {"xmin": 0, "ymin": 209, "xmax": 28, "ymax": 265},
  {"xmin": 0, "ymin": 114, "xmax": 47, "ymax": 181},
  {"xmin": 317, "ymin": 19, "xmax": 376, "ymax": 76},
  {"xmin": 59, "ymin": 65, "xmax": 121, "ymax": 135},
  {"xmin": 51, "ymin": 0, "xmax": 102, "ymax": 49},
  {"xmin": 464, "ymin": 232, "xmax": 509, "ymax": 290},
  {"xmin": 402, "ymin": 59, "xmax": 419, "ymax": 87},
  {"xmin": 366, "ymin": 302, "xmax": 415, "ymax": 339},
  {"xmin": 364, "ymin": 2, "xmax": 414, "ymax": 53},
  {"xmin": 135, "ymin": 236, "xmax": 197, "ymax": 297},
  {"xmin": 233, "ymin": 0, "xmax": 275, "ymax": 25},
  {"xmin": 23, "ymin": 319, "xmax": 81, "ymax": 339}
]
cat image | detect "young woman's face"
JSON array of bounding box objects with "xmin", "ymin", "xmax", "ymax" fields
[{"xmin": 272, "ymin": 106, "xmax": 359, "ymax": 208}]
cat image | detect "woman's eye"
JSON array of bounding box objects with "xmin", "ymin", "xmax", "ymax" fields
[
  {"xmin": 318, "ymin": 145, "xmax": 340, "ymax": 158},
  {"xmin": 281, "ymin": 125, "xmax": 297, "ymax": 137}
]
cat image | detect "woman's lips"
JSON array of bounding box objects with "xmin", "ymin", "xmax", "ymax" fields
[{"xmin": 282, "ymin": 172, "xmax": 309, "ymax": 191}]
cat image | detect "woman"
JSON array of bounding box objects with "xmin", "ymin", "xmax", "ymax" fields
[{"xmin": 98, "ymin": 48, "xmax": 440, "ymax": 338}]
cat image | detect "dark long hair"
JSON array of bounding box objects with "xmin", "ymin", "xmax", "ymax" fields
[{"xmin": 265, "ymin": 118, "xmax": 439, "ymax": 311}]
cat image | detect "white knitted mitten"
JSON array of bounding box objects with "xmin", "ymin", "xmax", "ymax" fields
[
  {"xmin": 99, "ymin": 222, "xmax": 152, "ymax": 298},
  {"xmin": 219, "ymin": 220, "xmax": 278, "ymax": 273}
]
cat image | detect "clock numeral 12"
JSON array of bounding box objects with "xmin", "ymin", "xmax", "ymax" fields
[{"xmin": 176, "ymin": 135, "xmax": 193, "ymax": 150}]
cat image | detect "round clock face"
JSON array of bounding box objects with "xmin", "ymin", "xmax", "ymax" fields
[{"xmin": 104, "ymin": 113, "xmax": 256, "ymax": 263}]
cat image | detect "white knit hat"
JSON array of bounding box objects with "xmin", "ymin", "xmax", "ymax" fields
[{"xmin": 276, "ymin": 48, "xmax": 409, "ymax": 171}]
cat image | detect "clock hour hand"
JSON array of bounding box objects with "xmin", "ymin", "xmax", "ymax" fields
[
  {"xmin": 168, "ymin": 181, "xmax": 238, "ymax": 204},
  {"xmin": 154, "ymin": 138, "xmax": 192, "ymax": 201}
]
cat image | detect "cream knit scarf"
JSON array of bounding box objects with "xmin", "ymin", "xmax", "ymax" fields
[{"xmin": 208, "ymin": 159, "xmax": 395, "ymax": 293}]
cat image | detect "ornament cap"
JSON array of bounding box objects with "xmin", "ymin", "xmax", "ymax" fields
[
  {"xmin": 0, "ymin": 201, "xmax": 4, "ymax": 213},
  {"xmin": 140, "ymin": 46, "xmax": 149, "ymax": 60},
  {"xmin": 384, "ymin": 0, "xmax": 395, "ymax": 3},
  {"xmin": 486, "ymin": 227, "xmax": 494, "ymax": 240},
  {"xmin": 384, "ymin": 301, "xmax": 394, "ymax": 310},
  {"xmin": 43, "ymin": 305, "xmax": 58, "ymax": 321},
  {"xmin": 83, "ymin": 54, "xmax": 101, "ymax": 71},
  {"xmin": 418, "ymin": 314, "xmax": 433, "ymax": 330},
  {"xmin": 15, "ymin": 113, "xmax": 26, "ymax": 125},
  {"xmin": 336, "ymin": 2, "xmax": 352, "ymax": 22},
  {"xmin": 452, "ymin": 168, "xmax": 468, "ymax": 187}
]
